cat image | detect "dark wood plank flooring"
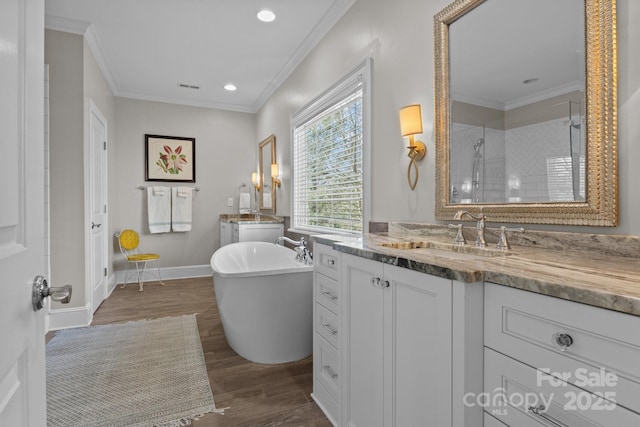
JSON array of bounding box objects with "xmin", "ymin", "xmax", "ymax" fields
[{"xmin": 50, "ymin": 277, "xmax": 331, "ymax": 427}]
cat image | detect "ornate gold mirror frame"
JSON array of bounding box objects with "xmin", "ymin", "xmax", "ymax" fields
[
  {"xmin": 258, "ymin": 134, "xmax": 277, "ymax": 214},
  {"xmin": 434, "ymin": 0, "xmax": 618, "ymax": 226}
]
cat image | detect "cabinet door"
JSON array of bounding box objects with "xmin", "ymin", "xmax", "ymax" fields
[
  {"xmin": 219, "ymin": 221, "xmax": 232, "ymax": 247},
  {"xmin": 342, "ymin": 254, "xmax": 385, "ymax": 427},
  {"xmin": 385, "ymin": 264, "xmax": 452, "ymax": 427}
]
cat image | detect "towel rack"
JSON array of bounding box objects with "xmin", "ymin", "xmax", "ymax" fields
[{"xmin": 137, "ymin": 185, "xmax": 200, "ymax": 191}]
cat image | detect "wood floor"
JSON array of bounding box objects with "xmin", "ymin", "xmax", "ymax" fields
[{"xmin": 53, "ymin": 277, "xmax": 332, "ymax": 427}]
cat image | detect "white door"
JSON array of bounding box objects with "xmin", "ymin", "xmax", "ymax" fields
[
  {"xmin": 0, "ymin": 0, "xmax": 47, "ymax": 425},
  {"xmin": 89, "ymin": 100, "xmax": 108, "ymax": 312}
]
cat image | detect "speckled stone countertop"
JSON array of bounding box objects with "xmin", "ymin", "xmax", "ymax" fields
[
  {"xmin": 219, "ymin": 214, "xmax": 284, "ymax": 224},
  {"xmin": 312, "ymin": 224, "xmax": 640, "ymax": 316}
]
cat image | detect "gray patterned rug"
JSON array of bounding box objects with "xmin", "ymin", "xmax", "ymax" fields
[{"xmin": 46, "ymin": 314, "xmax": 224, "ymax": 427}]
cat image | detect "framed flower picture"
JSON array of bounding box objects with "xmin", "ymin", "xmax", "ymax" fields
[{"xmin": 145, "ymin": 134, "xmax": 196, "ymax": 182}]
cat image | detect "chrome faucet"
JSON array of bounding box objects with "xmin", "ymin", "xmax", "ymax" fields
[
  {"xmin": 453, "ymin": 210, "xmax": 487, "ymax": 247},
  {"xmin": 275, "ymin": 236, "xmax": 313, "ymax": 264}
]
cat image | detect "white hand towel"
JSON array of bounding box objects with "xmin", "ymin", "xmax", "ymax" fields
[
  {"xmin": 148, "ymin": 186, "xmax": 171, "ymax": 233},
  {"xmin": 262, "ymin": 193, "xmax": 272, "ymax": 209},
  {"xmin": 172, "ymin": 187, "xmax": 192, "ymax": 232},
  {"xmin": 239, "ymin": 192, "xmax": 250, "ymax": 213}
]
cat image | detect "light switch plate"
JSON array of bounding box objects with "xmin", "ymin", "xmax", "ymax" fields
[{"xmin": 227, "ymin": 198, "xmax": 233, "ymax": 207}]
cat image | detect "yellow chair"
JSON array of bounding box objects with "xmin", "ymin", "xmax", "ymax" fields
[{"xmin": 116, "ymin": 228, "xmax": 164, "ymax": 291}]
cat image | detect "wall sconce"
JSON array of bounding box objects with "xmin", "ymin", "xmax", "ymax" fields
[
  {"xmin": 271, "ymin": 164, "xmax": 281, "ymax": 188},
  {"xmin": 399, "ymin": 104, "xmax": 426, "ymax": 191},
  {"xmin": 251, "ymin": 172, "xmax": 261, "ymax": 192}
]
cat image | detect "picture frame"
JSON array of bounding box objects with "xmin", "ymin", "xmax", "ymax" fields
[{"xmin": 145, "ymin": 134, "xmax": 196, "ymax": 182}]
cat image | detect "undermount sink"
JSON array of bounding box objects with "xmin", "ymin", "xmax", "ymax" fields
[{"xmin": 378, "ymin": 239, "xmax": 511, "ymax": 260}]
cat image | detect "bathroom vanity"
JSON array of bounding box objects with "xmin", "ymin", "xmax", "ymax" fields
[
  {"xmin": 311, "ymin": 226, "xmax": 640, "ymax": 427},
  {"xmin": 218, "ymin": 214, "xmax": 284, "ymax": 246}
]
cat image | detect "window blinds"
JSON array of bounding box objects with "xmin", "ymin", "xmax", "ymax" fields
[{"xmin": 293, "ymin": 86, "xmax": 364, "ymax": 233}]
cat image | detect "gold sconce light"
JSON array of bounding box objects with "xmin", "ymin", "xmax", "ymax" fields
[
  {"xmin": 399, "ymin": 104, "xmax": 426, "ymax": 190},
  {"xmin": 251, "ymin": 171, "xmax": 261, "ymax": 192},
  {"xmin": 271, "ymin": 164, "xmax": 281, "ymax": 188}
]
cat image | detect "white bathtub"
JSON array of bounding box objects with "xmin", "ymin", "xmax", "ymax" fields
[{"xmin": 210, "ymin": 241, "xmax": 313, "ymax": 364}]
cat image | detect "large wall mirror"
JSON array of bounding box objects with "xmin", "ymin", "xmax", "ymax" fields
[
  {"xmin": 434, "ymin": 0, "xmax": 618, "ymax": 225},
  {"xmin": 258, "ymin": 134, "xmax": 277, "ymax": 214}
]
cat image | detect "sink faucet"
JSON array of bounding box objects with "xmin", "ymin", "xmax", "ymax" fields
[
  {"xmin": 453, "ymin": 210, "xmax": 487, "ymax": 247},
  {"xmin": 275, "ymin": 236, "xmax": 313, "ymax": 264}
]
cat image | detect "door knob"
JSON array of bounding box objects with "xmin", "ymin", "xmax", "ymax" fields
[
  {"xmin": 91, "ymin": 222, "xmax": 102, "ymax": 229},
  {"xmin": 32, "ymin": 275, "xmax": 72, "ymax": 311}
]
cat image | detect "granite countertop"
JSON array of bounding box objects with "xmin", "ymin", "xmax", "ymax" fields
[
  {"xmin": 219, "ymin": 214, "xmax": 284, "ymax": 224},
  {"xmin": 313, "ymin": 227, "xmax": 640, "ymax": 316}
]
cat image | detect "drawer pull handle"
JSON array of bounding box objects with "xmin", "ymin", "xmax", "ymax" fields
[
  {"xmin": 328, "ymin": 259, "xmax": 335, "ymax": 266},
  {"xmin": 528, "ymin": 405, "xmax": 567, "ymax": 427},
  {"xmin": 553, "ymin": 332, "xmax": 574, "ymax": 352},
  {"xmin": 323, "ymin": 365, "xmax": 338, "ymax": 379},
  {"xmin": 322, "ymin": 323, "xmax": 338, "ymax": 335},
  {"xmin": 321, "ymin": 290, "xmax": 338, "ymax": 301}
]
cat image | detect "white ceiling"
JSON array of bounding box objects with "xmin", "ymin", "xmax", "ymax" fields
[
  {"xmin": 449, "ymin": 0, "xmax": 584, "ymax": 110},
  {"xmin": 45, "ymin": 0, "xmax": 355, "ymax": 113}
]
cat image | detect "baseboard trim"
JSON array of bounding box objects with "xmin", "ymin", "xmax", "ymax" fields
[
  {"xmin": 115, "ymin": 264, "xmax": 213, "ymax": 285},
  {"xmin": 47, "ymin": 265, "xmax": 212, "ymax": 332},
  {"xmin": 48, "ymin": 303, "xmax": 93, "ymax": 331}
]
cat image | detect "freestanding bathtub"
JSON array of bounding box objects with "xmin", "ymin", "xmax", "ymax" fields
[{"xmin": 210, "ymin": 241, "xmax": 314, "ymax": 364}]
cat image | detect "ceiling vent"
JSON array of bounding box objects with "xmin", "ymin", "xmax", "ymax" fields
[{"xmin": 178, "ymin": 83, "xmax": 200, "ymax": 90}]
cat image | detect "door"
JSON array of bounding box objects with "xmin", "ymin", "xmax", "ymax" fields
[
  {"xmin": 341, "ymin": 254, "xmax": 384, "ymax": 427},
  {"xmin": 89, "ymin": 100, "xmax": 108, "ymax": 312},
  {"xmin": 0, "ymin": 0, "xmax": 47, "ymax": 425}
]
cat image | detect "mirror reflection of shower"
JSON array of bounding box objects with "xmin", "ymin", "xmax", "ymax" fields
[
  {"xmin": 568, "ymin": 100, "xmax": 585, "ymax": 201},
  {"xmin": 471, "ymin": 137, "xmax": 485, "ymax": 202}
]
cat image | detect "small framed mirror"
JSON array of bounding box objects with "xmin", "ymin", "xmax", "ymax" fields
[{"xmin": 258, "ymin": 134, "xmax": 277, "ymax": 213}]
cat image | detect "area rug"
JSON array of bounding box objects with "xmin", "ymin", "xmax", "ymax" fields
[{"xmin": 46, "ymin": 314, "xmax": 224, "ymax": 427}]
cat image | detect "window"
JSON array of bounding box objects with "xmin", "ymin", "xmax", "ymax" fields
[{"xmin": 291, "ymin": 60, "xmax": 370, "ymax": 235}]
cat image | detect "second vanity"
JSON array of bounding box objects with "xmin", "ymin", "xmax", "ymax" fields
[
  {"xmin": 219, "ymin": 214, "xmax": 284, "ymax": 246},
  {"xmin": 310, "ymin": 225, "xmax": 640, "ymax": 427}
]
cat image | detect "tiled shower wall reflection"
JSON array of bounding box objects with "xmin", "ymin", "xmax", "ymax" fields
[{"xmin": 450, "ymin": 117, "xmax": 583, "ymax": 203}]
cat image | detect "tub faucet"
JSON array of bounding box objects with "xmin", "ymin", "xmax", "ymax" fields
[
  {"xmin": 453, "ymin": 210, "xmax": 487, "ymax": 247},
  {"xmin": 275, "ymin": 236, "xmax": 313, "ymax": 265}
]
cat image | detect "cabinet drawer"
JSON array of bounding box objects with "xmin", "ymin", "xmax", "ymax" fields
[
  {"xmin": 315, "ymin": 335, "xmax": 340, "ymax": 400},
  {"xmin": 316, "ymin": 303, "xmax": 339, "ymax": 350},
  {"xmin": 314, "ymin": 243, "xmax": 340, "ymax": 280},
  {"xmin": 315, "ymin": 273, "xmax": 340, "ymax": 314},
  {"xmin": 485, "ymin": 283, "xmax": 640, "ymax": 414},
  {"xmin": 485, "ymin": 347, "xmax": 640, "ymax": 426}
]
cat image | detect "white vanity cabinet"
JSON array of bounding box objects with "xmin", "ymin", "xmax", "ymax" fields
[
  {"xmin": 219, "ymin": 221, "xmax": 283, "ymax": 246},
  {"xmin": 312, "ymin": 243, "xmax": 342, "ymax": 426},
  {"xmin": 219, "ymin": 221, "xmax": 232, "ymax": 246},
  {"xmin": 340, "ymin": 253, "xmax": 483, "ymax": 427},
  {"xmin": 483, "ymin": 283, "xmax": 640, "ymax": 426}
]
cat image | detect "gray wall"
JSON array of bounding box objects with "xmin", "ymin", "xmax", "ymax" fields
[
  {"xmin": 113, "ymin": 98, "xmax": 256, "ymax": 268},
  {"xmin": 256, "ymin": 0, "xmax": 640, "ymax": 236},
  {"xmin": 45, "ymin": 30, "xmax": 86, "ymax": 308}
]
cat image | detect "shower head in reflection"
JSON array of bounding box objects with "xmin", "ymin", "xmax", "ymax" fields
[
  {"xmin": 473, "ymin": 138, "xmax": 485, "ymax": 150},
  {"xmin": 565, "ymin": 120, "xmax": 581, "ymax": 129}
]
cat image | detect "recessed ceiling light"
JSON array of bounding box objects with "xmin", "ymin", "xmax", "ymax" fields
[
  {"xmin": 224, "ymin": 83, "xmax": 237, "ymax": 92},
  {"xmin": 257, "ymin": 9, "xmax": 276, "ymax": 22}
]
